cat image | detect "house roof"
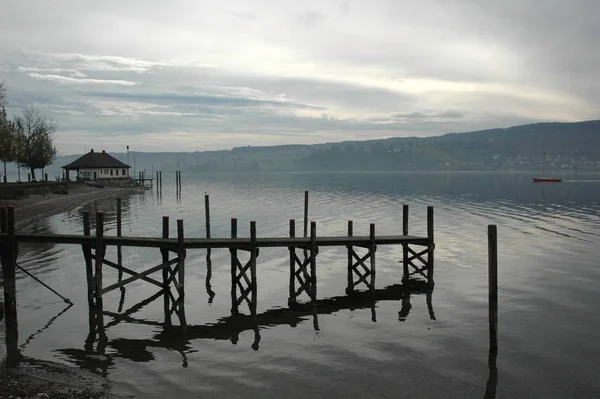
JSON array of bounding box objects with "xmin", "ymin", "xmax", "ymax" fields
[{"xmin": 62, "ymin": 149, "xmax": 131, "ymax": 170}]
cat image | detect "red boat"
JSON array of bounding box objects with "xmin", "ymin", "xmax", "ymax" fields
[
  {"xmin": 533, "ymin": 152, "xmax": 561, "ymax": 183},
  {"xmin": 533, "ymin": 177, "xmax": 561, "ymax": 183}
]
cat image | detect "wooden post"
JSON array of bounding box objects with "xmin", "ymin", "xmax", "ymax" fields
[
  {"xmin": 427, "ymin": 206, "xmax": 435, "ymax": 287},
  {"xmin": 346, "ymin": 220, "xmax": 353, "ymax": 294},
  {"xmin": 204, "ymin": 194, "xmax": 211, "ymax": 239},
  {"xmin": 2, "ymin": 206, "xmax": 19, "ymax": 365},
  {"xmin": 159, "ymin": 171, "xmax": 162, "ymax": 190},
  {"xmin": 250, "ymin": 221, "xmax": 258, "ymax": 314},
  {"xmin": 303, "ymin": 191, "xmax": 309, "ymax": 239},
  {"xmin": 94, "ymin": 212, "xmax": 105, "ymax": 308},
  {"xmin": 310, "ymin": 221, "xmax": 317, "ymax": 301},
  {"xmin": 116, "ymin": 198, "xmax": 123, "ymax": 281},
  {"xmin": 161, "ymin": 216, "xmax": 171, "ymax": 324},
  {"xmin": 230, "ymin": 218, "xmax": 238, "ymax": 314},
  {"xmin": 402, "ymin": 204, "xmax": 409, "ymax": 282},
  {"xmin": 0, "ymin": 206, "xmax": 6, "ymax": 233},
  {"xmin": 488, "ymin": 225, "xmax": 498, "ymax": 368},
  {"xmin": 177, "ymin": 219, "xmax": 185, "ymax": 299},
  {"xmin": 370, "ymin": 223, "xmax": 376, "ymax": 292},
  {"xmin": 82, "ymin": 212, "xmax": 94, "ymax": 307},
  {"xmin": 288, "ymin": 219, "xmax": 296, "ymax": 305},
  {"xmin": 1, "ymin": 207, "xmax": 17, "ymax": 323}
]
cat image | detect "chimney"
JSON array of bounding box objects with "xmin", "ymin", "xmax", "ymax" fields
[
  {"xmin": 90, "ymin": 149, "xmax": 94, "ymax": 153},
  {"xmin": 102, "ymin": 150, "xmax": 106, "ymax": 153}
]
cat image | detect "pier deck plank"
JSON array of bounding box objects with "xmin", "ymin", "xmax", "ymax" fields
[{"xmin": 9, "ymin": 233, "xmax": 429, "ymax": 249}]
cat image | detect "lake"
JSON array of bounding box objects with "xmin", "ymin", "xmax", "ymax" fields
[{"xmin": 7, "ymin": 171, "xmax": 600, "ymax": 398}]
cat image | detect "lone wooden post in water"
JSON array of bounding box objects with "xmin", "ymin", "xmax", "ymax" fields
[
  {"xmin": 488, "ymin": 224, "xmax": 498, "ymax": 368},
  {"xmin": 205, "ymin": 194, "xmax": 211, "ymax": 239}
]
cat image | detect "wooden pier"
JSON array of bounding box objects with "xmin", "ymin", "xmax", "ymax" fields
[{"xmin": 0, "ymin": 192, "xmax": 435, "ymax": 362}]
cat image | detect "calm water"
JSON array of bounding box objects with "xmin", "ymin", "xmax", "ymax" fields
[{"xmin": 6, "ymin": 172, "xmax": 600, "ymax": 398}]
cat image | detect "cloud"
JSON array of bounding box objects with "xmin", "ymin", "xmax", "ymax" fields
[
  {"xmin": 0, "ymin": 0, "xmax": 597, "ymax": 155},
  {"xmin": 27, "ymin": 73, "xmax": 138, "ymax": 86}
]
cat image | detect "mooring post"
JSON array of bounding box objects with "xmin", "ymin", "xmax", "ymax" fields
[
  {"xmin": 346, "ymin": 220, "xmax": 354, "ymax": 294},
  {"xmin": 230, "ymin": 218, "xmax": 238, "ymax": 314},
  {"xmin": 82, "ymin": 212, "xmax": 94, "ymax": 308},
  {"xmin": 159, "ymin": 171, "xmax": 162, "ymax": 191},
  {"xmin": 402, "ymin": 204, "xmax": 409, "ymax": 282},
  {"xmin": 178, "ymin": 170, "xmax": 182, "ymax": 187},
  {"xmin": 250, "ymin": 221, "xmax": 258, "ymax": 314},
  {"xmin": 94, "ymin": 212, "xmax": 105, "ymax": 310},
  {"xmin": 488, "ymin": 225, "xmax": 498, "ymax": 368},
  {"xmin": 288, "ymin": 219, "xmax": 296, "ymax": 305},
  {"xmin": 370, "ymin": 223, "xmax": 376, "ymax": 293},
  {"xmin": 310, "ymin": 221, "xmax": 317, "ymax": 301},
  {"xmin": 177, "ymin": 219, "xmax": 185, "ymax": 299},
  {"xmin": 427, "ymin": 206, "xmax": 435, "ymax": 287},
  {"xmin": 205, "ymin": 194, "xmax": 211, "ymax": 239}
]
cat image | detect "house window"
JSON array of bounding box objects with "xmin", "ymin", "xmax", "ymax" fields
[
  {"xmin": 122, "ymin": 169, "xmax": 126, "ymax": 176},
  {"xmin": 110, "ymin": 169, "xmax": 114, "ymax": 176}
]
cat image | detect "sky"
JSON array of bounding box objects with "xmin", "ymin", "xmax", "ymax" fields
[{"xmin": 0, "ymin": 0, "xmax": 598, "ymax": 155}]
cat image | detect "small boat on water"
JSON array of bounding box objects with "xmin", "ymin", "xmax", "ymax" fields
[
  {"xmin": 533, "ymin": 152, "xmax": 561, "ymax": 183},
  {"xmin": 533, "ymin": 177, "xmax": 561, "ymax": 183}
]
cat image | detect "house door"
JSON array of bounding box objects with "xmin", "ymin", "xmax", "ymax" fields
[{"xmin": 93, "ymin": 172, "xmax": 97, "ymax": 179}]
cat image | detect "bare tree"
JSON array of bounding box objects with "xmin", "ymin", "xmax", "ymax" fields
[
  {"xmin": 13, "ymin": 106, "xmax": 58, "ymax": 181},
  {"xmin": 0, "ymin": 83, "xmax": 16, "ymax": 183}
]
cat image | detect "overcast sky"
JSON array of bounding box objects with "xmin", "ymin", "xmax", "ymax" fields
[{"xmin": 1, "ymin": 0, "xmax": 598, "ymax": 155}]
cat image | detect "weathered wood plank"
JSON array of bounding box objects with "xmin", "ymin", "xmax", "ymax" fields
[{"xmin": 7, "ymin": 233, "xmax": 429, "ymax": 248}]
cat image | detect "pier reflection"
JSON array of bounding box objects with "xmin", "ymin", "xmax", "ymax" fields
[{"xmin": 54, "ymin": 281, "xmax": 435, "ymax": 376}]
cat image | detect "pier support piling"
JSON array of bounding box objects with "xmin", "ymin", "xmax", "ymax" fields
[
  {"xmin": 230, "ymin": 219, "xmax": 259, "ymax": 314},
  {"xmin": 288, "ymin": 220, "xmax": 319, "ymax": 304},
  {"xmin": 346, "ymin": 222, "xmax": 377, "ymax": 294}
]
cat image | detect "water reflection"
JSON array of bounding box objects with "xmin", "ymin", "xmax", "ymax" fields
[{"xmin": 51, "ymin": 280, "xmax": 436, "ymax": 379}]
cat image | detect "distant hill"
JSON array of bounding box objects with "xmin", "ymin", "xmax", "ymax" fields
[{"xmin": 48, "ymin": 120, "xmax": 600, "ymax": 176}]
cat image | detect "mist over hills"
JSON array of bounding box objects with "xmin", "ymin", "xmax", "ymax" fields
[{"xmin": 51, "ymin": 120, "xmax": 600, "ymax": 176}]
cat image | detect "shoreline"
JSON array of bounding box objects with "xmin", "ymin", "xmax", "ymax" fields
[
  {"xmin": 1, "ymin": 184, "xmax": 144, "ymax": 398},
  {"xmin": 0, "ymin": 184, "xmax": 144, "ymax": 230}
]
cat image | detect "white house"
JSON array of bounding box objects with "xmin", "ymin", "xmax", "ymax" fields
[{"xmin": 62, "ymin": 149, "xmax": 131, "ymax": 181}]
